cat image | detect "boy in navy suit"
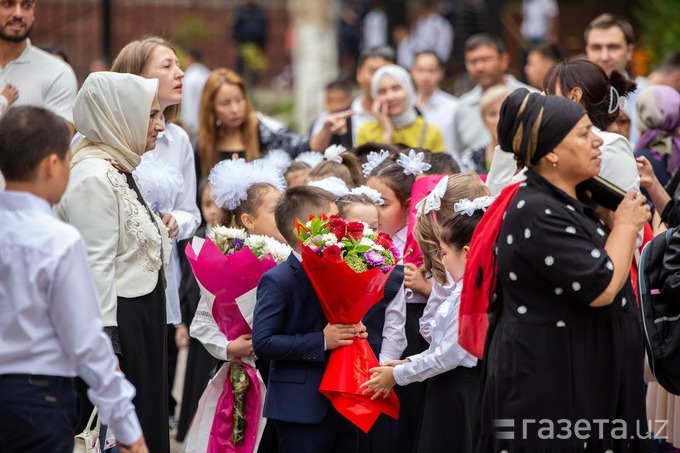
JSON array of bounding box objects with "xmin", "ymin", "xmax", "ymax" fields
[{"xmin": 253, "ymin": 185, "xmax": 365, "ymax": 453}]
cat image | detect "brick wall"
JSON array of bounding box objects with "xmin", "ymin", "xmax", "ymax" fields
[{"xmin": 32, "ymin": 0, "xmax": 290, "ymax": 85}]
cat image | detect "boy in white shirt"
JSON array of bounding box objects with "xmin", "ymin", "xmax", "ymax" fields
[{"xmin": 0, "ymin": 106, "xmax": 147, "ymax": 453}]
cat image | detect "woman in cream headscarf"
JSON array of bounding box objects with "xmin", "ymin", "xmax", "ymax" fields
[
  {"xmin": 56, "ymin": 71, "xmax": 171, "ymax": 453},
  {"xmin": 357, "ymin": 64, "xmax": 445, "ymax": 152}
]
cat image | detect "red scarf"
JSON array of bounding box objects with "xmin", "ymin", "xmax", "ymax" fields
[{"xmin": 459, "ymin": 182, "xmax": 520, "ymax": 359}]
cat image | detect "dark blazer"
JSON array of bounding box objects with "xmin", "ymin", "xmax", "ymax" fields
[{"xmin": 252, "ymin": 253, "xmax": 330, "ymax": 424}]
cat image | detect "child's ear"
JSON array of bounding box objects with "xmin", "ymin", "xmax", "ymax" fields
[
  {"xmin": 462, "ymin": 245, "xmax": 470, "ymax": 256},
  {"xmin": 402, "ymin": 197, "xmax": 411, "ymax": 214},
  {"xmin": 240, "ymin": 212, "xmax": 255, "ymax": 231}
]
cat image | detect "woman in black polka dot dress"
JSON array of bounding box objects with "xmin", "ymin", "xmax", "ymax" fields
[{"xmin": 477, "ymin": 89, "xmax": 652, "ymax": 452}]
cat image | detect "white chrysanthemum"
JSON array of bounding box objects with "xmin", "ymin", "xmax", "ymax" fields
[
  {"xmin": 223, "ymin": 227, "xmax": 248, "ymax": 239},
  {"xmin": 244, "ymin": 234, "xmax": 292, "ymax": 262},
  {"xmin": 371, "ymin": 243, "xmax": 385, "ymax": 252},
  {"xmin": 363, "ymin": 227, "xmax": 375, "ymax": 237},
  {"xmin": 359, "ymin": 237, "xmax": 374, "ymax": 247},
  {"xmin": 321, "ymin": 233, "xmax": 338, "ymax": 245}
]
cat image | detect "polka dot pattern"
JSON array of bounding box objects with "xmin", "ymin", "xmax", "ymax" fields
[
  {"xmin": 517, "ymin": 306, "xmax": 527, "ymax": 314},
  {"xmin": 566, "ymin": 226, "xmax": 576, "ymax": 234},
  {"xmin": 524, "ymin": 228, "xmax": 531, "ymax": 239},
  {"xmin": 517, "ymin": 200, "xmax": 526, "ymax": 209},
  {"xmin": 572, "ymin": 282, "xmax": 581, "ymax": 291},
  {"xmin": 545, "ymin": 256, "xmax": 554, "ymax": 266},
  {"xmin": 509, "ymin": 272, "xmax": 518, "ymax": 281},
  {"xmin": 556, "ymin": 321, "xmax": 566, "ymax": 327},
  {"xmin": 591, "ymin": 249, "xmax": 601, "ymax": 258}
]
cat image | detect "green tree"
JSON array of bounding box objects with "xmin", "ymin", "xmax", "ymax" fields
[{"xmin": 635, "ymin": 0, "xmax": 680, "ymax": 65}]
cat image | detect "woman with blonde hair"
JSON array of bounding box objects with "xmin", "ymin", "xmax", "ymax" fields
[{"xmin": 197, "ymin": 68, "xmax": 349, "ymax": 178}]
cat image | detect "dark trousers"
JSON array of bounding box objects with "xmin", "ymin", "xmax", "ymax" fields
[
  {"xmin": 0, "ymin": 375, "xmax": 78, "ymax": 452},
  {"xmin": 274, "ymin": 408, "xmax": 359, "ymax": 453}
]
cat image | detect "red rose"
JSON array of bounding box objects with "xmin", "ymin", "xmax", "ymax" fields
[
  {"xmin": 322, "ymin": 244, "xmax": 344, "ymax": 262},
  {"xmin": 375, "ymin": 231, "xmax": 394, "ymax": 248},
  {"xmin": 347, "ymin": 221, "xmax": 365, "ymax": 240},
  {"xmin": 329, "ymin": 215, "xmax": 347, "ymax": 241}
]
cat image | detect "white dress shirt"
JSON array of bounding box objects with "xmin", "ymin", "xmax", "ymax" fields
[
  {"xmin": 419, "ymin": 273, "xmax": 454, "ymax": 344},
  {"xmin": 362, "ymin": 9, "xmax": 388, "ymax": 50},
  {"xmin": 379, "ymin": 282, "xmax": 408, "ymax": 363},
  {"xmin": 392, "ymin": 279, "xmax": 477, "ymax": 386},
  {"xmin": 134, "ymin": 121, "xmax": 201, "ymax": 325},
  {"xmin": 181, "ymin": 62, "xmax": 211, "ymax": 141},
  {"xmin": 0, "ymin": 191, "xmax": 142, "ymax": 445},
  {"xmin": 397, "ymin": 13, "xmax": 454, "ymax": 69},
  {"xmin": 454, "ymin": 75, "xmax": 536, "ymax": 165},
  {"xmin": 419, "ymin": 89, "xmax": 459, "ymax": 155}
]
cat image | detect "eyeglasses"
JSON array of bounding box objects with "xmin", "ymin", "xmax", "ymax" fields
[{"xmin": 0, "ymin": 0, "xmax": 34, "ymax": 10}]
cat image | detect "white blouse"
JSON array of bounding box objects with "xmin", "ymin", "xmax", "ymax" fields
[{"xmin": 392, "ymin": 279, "xmax": 477, "ymax": 386}]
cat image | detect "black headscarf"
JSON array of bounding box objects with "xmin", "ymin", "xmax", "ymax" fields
[{"xmin": 497, "ymin": 88, "xmax": 587, "ymax": 168}]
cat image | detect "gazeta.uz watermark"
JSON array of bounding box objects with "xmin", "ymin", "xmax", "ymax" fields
[{"xmin": 494, "ymin": 418, "xmax": 668, "ymax": 441}]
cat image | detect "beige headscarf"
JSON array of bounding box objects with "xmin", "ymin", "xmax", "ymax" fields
[{"xmin": 71, "ymin": 72, "xmax": 159, "ymax": 171}]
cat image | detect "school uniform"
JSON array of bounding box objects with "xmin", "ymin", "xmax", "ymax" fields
[
  {"xmin": 393, "ymin": 279, "xmax": 479, "ymax": 453},
  {"xmin": 252, "ymin": 252, "xmax": 359, "ymax": 453}
]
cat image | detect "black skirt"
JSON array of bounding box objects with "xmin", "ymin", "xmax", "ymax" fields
[
  {"xmin": 414, "ymin": 365, "xmax": 480, "ymax": 453},
  {"xmin": 117, "ymin": 277, "xmax": 169, "ymax": 453}
]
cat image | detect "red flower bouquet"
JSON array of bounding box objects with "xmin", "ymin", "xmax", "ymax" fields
[{"xmin": 295, "ymin": 215, "xmax": 401, "ymax": 432}]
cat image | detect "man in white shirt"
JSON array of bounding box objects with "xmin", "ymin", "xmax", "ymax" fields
[
  {"xmin": 397, "ymin": 0, "xmax": 453, "ymax": 70},
  {"xmin": 411, "ymin": 50, "xmax": 459, "ymax": 156},
  {"xmin": 180, "ymin": 49, "xmax": 211, "ymax": 144},
  {"xmin": 454, "ymin": 34, "xmax": 536, "ymax": 159},
  {"xmin": 0, "ymin": 106, "xmax": 147, "ymax": 453},
  {"xmin": 584, "ymin": 13, "xmax": 641, "ymax": 144},
  {"xmin": 0, "ymin": 0, "xmax": 77, "ymax": 134}
]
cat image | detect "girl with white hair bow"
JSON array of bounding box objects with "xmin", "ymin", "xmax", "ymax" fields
[{"xmin": 357, "ymin": 64, "xmax": 446, "ymax": 152}]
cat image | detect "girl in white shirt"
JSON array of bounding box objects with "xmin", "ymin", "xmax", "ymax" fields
[{"xmin": 361, "ymin": 195, "xmax": 492, "ymax": 453}]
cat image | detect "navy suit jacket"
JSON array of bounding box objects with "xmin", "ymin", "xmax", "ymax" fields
[{"xmin": 252, "ymin": 253, "xmax": 331, "ymax": 424}]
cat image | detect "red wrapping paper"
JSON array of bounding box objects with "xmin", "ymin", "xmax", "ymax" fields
[{"xmin": 299, "ymin": 245, "xmax": 401, "ymax": 433}]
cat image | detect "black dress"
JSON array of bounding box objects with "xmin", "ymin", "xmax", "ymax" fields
[
  {"xmin": 176, "ymin": 227, "xmax": 222, "ymax": 442},
  {"xmin": 477, "ymin": 172, "xmax": 650, "ymax": 452},
  {"xmin": 117, "ymin": 172, "xmax": 170, "ymax": 453}
]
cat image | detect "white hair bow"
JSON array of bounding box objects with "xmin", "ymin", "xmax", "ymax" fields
[
  {"xmin": 362, "ymin": 150, "xmax": 390, "ymax": 178},
  {"xmin": 307, "ymin": 176, "xmax": 350, "ymax": 197},
  {"xmin": 416, "ymin": 176, "xmax": 448, "ymax": 218},
  {"xmin": 294, "ymin": 151, "xmax": 324, "ymax": 168},
  {"xmin": 349, "ymin": 185, "xmax": 384, "ymax": 205},
  {"xmin": 453, "ymin": 196, "xmax": 495, "ymax": 216},
  {"xmin": 397, "ymin": 149, "xmax": 431, "ymax": 176},
  {"xmin": 324, "ymin": 144, "xmax": 346, "ymax": 164}
]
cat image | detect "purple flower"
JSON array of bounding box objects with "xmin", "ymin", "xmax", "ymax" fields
[
  {"xmin": 379, "ymin": 266, "xmax": 392, "ymax": 273},
  {"xmin": 388, "ymin": 245, "xmax": 401, "ymax": 261},
  {"xmin": 228, "ymin": 238, "xmax": 245, "ymax": 254},
  {"xmin": 365, "ymin": 249, "xmax": 386, "ymax": 267}
]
